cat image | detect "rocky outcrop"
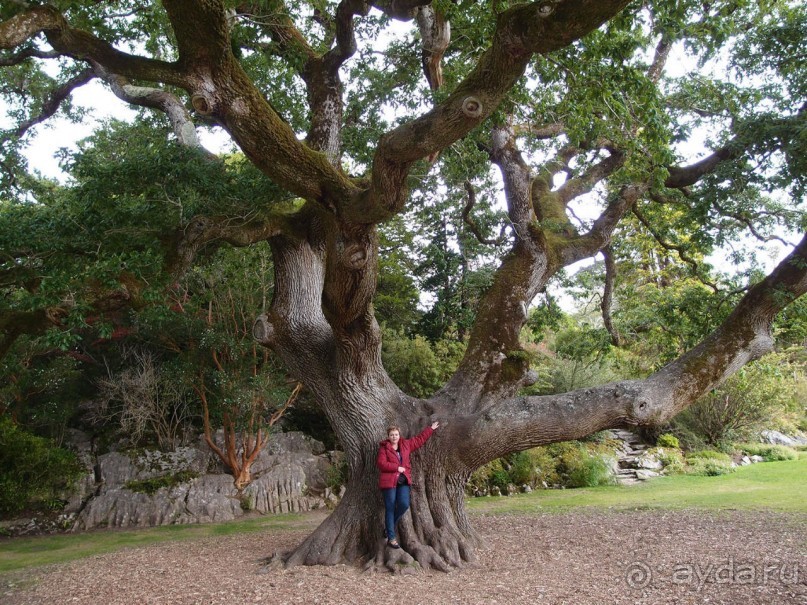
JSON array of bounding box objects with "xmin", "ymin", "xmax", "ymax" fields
[
  {"xmin": 68, "ymin": 430, "xmax": 339, "ymax": 531},
  {"xmin": 760, "ymin": 430, "xmax": 807, "ymax": 447}
]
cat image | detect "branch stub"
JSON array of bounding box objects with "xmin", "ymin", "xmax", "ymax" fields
[
  {"xmin": 252, "ymin": 314, "xmax": 275, "ymax": 345},
  {"xmin": 461, "ymin": 96, "xmax": 483, "ymax": 119},
  {"xmin": 191, "ymin": 93, "xmax": 214, "ymax": 116}
]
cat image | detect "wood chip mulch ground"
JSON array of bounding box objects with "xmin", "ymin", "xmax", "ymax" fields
[{"xmin": 2, "ymin": 509, "xmax": 806, "ymax": 605}]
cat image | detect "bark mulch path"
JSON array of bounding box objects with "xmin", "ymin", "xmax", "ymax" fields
[{"xmin": 2, "ymin": 509, "xmax": 805, "ymax": 605}]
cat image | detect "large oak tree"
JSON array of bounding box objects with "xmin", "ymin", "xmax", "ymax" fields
[{"xmin": 1, "ymin": 1, "xmax": 805, "ymax": 571}]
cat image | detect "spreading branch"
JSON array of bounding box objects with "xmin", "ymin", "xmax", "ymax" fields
[
  {"xmin": 362, "ymin": 0, "xmax": 632, "ymax": 222},
  {"xmin": 0, "ymin": 6, "xmax": 185, "ymax": 85},
  {"xmin": 90, "ymin": 62, "xmax": 205, "ymax": 150},
  {"xmin": 8, "ymin": 68, "xmax": 95, "ymax": 139},
  {"xmin": 0, "ymin": 46, "xmax": 59, "ymax": 66},
  {"xmin": 466, "ymin": 232, "xmax": 807, "ymax": 463}
]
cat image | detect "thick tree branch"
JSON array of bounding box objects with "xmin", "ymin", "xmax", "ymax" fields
[
  {"xmin": 440, "ymin": 126, "xmax": 548, "ymax": 408},
  {"xmin": 161, "ymin": 0, "xmax": 231, "ymax": 67},
  {"xmin": 325, "ymin": 0, "xmax": 369, "ymax": 71},
  {"xmin": 647, "ymin": 34, "xmax": 672, "ymax": 83},
  {"xmin": 664, "ymin": 145, "xmax": 741, "ymax": 189},
  {"xmin": 371, "ymin": 0, "xmax": 432, "ymax": 21},
  {"xmin": 361, "ymin": 0, "xmax": 631, "ymax": 222},
  {"xmin": 0, "ymin": 6, "xmax": 185, "ymax": 86},
  {"xmin": 90, "ymin": 62, "xmax": 205, "ymax": 150},
  {"xmin": 0, "ymin": 46, "xmax": 59, "ymax": 66},
  {"xmin": 558, "ymin": 183, "xmax": 645, "ymax": 266},
  {"xmin": 416, "ymin": 5, "xmax": 450, "ymax": 91},
  {"xmin": 649, "ymin": 232, "xmax": 807, "ymax": 408},
  {"xmin": 166, "ymin": 214, "xmax": 286, "ymax": 279},
  {"xmin": 236, "ymin": 1, "xmax": 316, "ymax": 67},
  {"xmin": 554, "ymin": 149, "xmax": 625, "ymax": 206},
  {"xmin": 465, "ymin": 233, "xmax": 807, "ymax": 464},
  {"xmin": 9, "ymin": 68, "xmax": 95, "ymax": 138},
  {"xmin": 513, "ymin": 122, "xmax": 565, "ymax": 139}
]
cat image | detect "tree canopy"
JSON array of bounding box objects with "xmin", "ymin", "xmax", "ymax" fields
[{"xmin": 1, "ymin": 0, "xmax": 805, "ymax": 571}]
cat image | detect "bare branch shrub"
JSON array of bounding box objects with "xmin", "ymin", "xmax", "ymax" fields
[{"xmin": 95, "ymin": 348, "xmax": 193, "ymax": 450}]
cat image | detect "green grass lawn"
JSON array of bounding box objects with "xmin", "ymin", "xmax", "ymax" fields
[
  {"xmin": 1, "ymin": 458, "xmax": 804, "ymax": 575},
  {"xmin": 0, "ymin": 511, "xmax": 321, "ymax": 574},
  {"xmin": 467, "ymin": 457, "xmax": 807, "ymax": 515}
]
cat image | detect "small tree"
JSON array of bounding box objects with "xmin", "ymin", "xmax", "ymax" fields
[
  {"xmin": 196, "ymin": 378, "xmax": 300, "ymax": 492},
  {"xmin": 678, "ymin": 352, "xmax": 804, "ymax": 447}
]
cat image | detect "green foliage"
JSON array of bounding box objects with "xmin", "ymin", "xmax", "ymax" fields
[
  {"xmin": 684, "ymin": 458, "xmax": 736, "ymax": 477},
  {"xmin": 566, "ymin": 453, "xmax": 614, "ymax": 488},
  {"xmin": 380, "ymin": 331, "xmax": 441, "ymax": 398},
  {"xmin": 736, "ymin": 443, "xmax": 798, "ymax": 462},
  {"xmin": 686, "ymin": 449, "xmax": 733, "ymax": 463},
  {"xmin": 0, "ymin": 417, "xmax": 84, "ymax": 516},
  {"xmin": 467, "ymin": 459, "xmax": 505, "ymax": 495},
  {"xmin": 675, "ymin": 352, "xmax": 805, "ymax": 446},
  {"xmin": 683, "ymin": 449, "xmax": 735, "ymax": 477},
  {"xmin": 526, "ymin": 353, "xmax": 622, "ymax": 396},
  {"xmin": 656, "ymin": 448, "xmax": 686, "ymax": 475},
  {"xmin": 124, "ymin": 471, "xmax": 199, "ymax": 496},
  {"xmin": 380, "ymin": 328, "xmax": 465, "ymax": 398},
  {"xmin": 656, "ymin": 433, "xmax": 680, "ymax": 449},
  {"xmin": 548, "ymin": 442, "xmax": 615, "ymax": 488},
  {"xmin": 467, "ymin": 441, "xmax": 616, "ymax": 495}
]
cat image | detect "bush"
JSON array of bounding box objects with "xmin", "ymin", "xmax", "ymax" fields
[
  {"xmin": 465, "ymin": 441, "xmax": 617, "ymax": 495},
  {"xmin": 656, "ymin": 433, "xmax": 680, "ymax": 449},
  {"xmin": 489, "ymin": 468, "xmax": 511, "ymax": 494},
  {"xmin": 677, "ymin": 352, "xmax": 804, "ymax": 446},
  {"xmin": 736, "ymin": 443, "xmax": 798, "ymax": 462},
  {"xmin": 467, "ymin": 459, "xmax": 504, "ymax": 495},
  {"xmin": 684, "ymin": 449, "xmax": 734, "ymax": 476},
  {"xmin": 549, "ymin": 442, "xmax": 614, "ymax": 488},
  {"xmin": 686, "ymin": 449, "xmax": 732, "ymax": 463},
  {"xmin": 685, "ymin": 458, "xmax": 735, "ymax": 476},
  {"xmin": 0, "ymin": 417, "xmax": 85, "ymax": 516},
  {"xmin": 566, "ymin": 453, "xmax": 614, "ymax": 487},
  {"xmin": 506, "ymin": 451, "xmax": 538, "ymax": 486},
  {"xmin": 647, "ymin": 447, "xmax": 685, "ymax": 474}
]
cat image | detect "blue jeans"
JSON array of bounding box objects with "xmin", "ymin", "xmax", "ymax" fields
[{"xmin": 381, "ymin": 485, "xmax": 410, "ymax": 541}]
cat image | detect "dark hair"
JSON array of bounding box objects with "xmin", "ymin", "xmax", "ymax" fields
[{"xmin": 387, "ymin": 426, "xmax": 401, "ymax": 435}]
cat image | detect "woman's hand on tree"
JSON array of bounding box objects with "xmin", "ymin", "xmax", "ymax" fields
[{"xmin": 431, "ymin": 421, "xmax": 440, "ymax": 430}]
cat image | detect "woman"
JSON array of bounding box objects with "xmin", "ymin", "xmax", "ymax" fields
[{"xmin": 376, "ymin": 421, "xmax": 440, "ymax": 549}]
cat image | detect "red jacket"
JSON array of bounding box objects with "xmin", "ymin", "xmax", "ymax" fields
[{"xmin": 376, "ymin": 426, "xmax": 434, "ymax": 489}]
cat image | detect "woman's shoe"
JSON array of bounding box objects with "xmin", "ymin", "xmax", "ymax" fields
[{"xmin": 387, "ymin": 539, "xmax": 401, "ymax": 549}]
